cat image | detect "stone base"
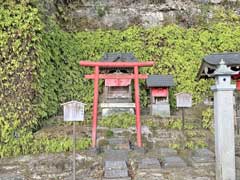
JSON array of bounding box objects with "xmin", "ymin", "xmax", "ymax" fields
[
  {"xmin": 163, "ymin": 156, "xmax": 187, "ymax": 168},
  {"xmin": 101, "ymin": 103, "xmax": 135, "ymax": 117},
  {"xmin": 138, "ymin": 158, "xmax": 161, "ymax": 169},
  {"xmin": 151, "ymin": 103, "xmax": 170, "ymax": 117}
]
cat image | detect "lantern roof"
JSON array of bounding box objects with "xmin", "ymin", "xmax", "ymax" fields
[
  {"xmin": 214, "ymin": 59, "xmax": 237, "ymax": 76},
  {"xmin": 196, "ymin": 52, "xmax": 240, "ymax": 80},
  {"xmin": 100, "ymin": 52, "xmax": 138, "ymax": 62},
  {"xmin": 146, "ymin": 75, "xmax": 174, "ymax": 87}
]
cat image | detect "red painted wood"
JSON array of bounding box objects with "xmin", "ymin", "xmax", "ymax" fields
[
  {"xmin": 237, "ymin": 80, "xmax": 240, "ymax": 91},
  {"xmin": 85, "ymin": 74, "xmax": 148, "ymax": 79},
  {"xmin": 80, "ymin": 61, "xmax": 154, "ymax": 67},
  {"xmin": 134, "ymin": 66, "xmax": 142, "ymax": 147},
  {"xmin": 151, "ymin": 88, "xmax": 168, "ymax": 97},
  {"xmin": 232, "ymin": 73, "xmax": 240, "ymax": 80},
  {"xmin": 80, "ymin": 60, "xmax": 154, "ymax": 148},
  {"xmin": 105, "ymin": 79, "xmax": 131, "ymax": 87},
  {"xmin": 92, "ymin": 66, "xmax": 99, "ymax": 148}
]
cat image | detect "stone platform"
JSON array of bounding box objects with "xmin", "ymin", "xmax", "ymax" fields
[{"xmin": 100, "ymin": 103, "xmax": 135, "ymax": 116}]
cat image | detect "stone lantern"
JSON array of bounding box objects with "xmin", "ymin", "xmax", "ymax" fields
[{"xmin": 211, "ymin": 59, "xmax": 237, "ymax": 180}]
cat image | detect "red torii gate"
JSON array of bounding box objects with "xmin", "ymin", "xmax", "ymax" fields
[{"xmin": 79, "ymin": 61, "xmax": 154, "ymax": 148}]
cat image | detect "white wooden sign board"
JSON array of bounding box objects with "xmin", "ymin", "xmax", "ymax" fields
[
  {"xmin": 176, "ymin": 93, "xmax": 192, "ymax": 108},
  {"xmin": 62, "ymin": 101, "xmax": 85, "ymax": 121}
]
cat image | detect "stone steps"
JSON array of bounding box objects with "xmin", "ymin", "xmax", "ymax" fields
[{"xmin": 103, "ymin": 137, "xmax": 132, "ymax": 179}]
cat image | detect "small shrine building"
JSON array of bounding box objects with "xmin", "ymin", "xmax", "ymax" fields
[{"xmin": 146, "ymin": 75, "xmax": 174, "ymax": 117}]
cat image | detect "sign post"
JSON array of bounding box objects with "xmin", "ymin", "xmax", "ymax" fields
[
  {"xmin": 62, "ymin": 101, "xmax": 85, "ymax": 180},
  {"xmin": 175, "ymin": 92, "xmax": 192, "ymax": 130}
]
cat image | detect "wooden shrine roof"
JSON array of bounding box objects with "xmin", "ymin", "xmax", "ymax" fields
[
  {"xmin": 196, "ymin": 52, "xmax": 240, "ymax": 80},
  {"xmin": 146, "ymin": 75, "xmax": 175, "ymax": 87},
  {"xmin": 100, "ymin": 52, "xmax": 138, "ymax": 62}
]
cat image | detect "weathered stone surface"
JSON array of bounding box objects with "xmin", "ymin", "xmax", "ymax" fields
[
  {"xmin": 104, "ymin": 149, "xmax": 128, "ymax": 161},
  {"xmin": 134, "ymin": 170, "xmax": 165, "ymax": 180},
  {"xmin": 191, "ymin": 148, "xmax": 215, "ymax": 167},
  {"xmin": 105, "ymin": 161, "xmax": 127, "ymax": 170},
  {"xmin": 163, "ymin": 156, "xmax": 187, "ymax": 168},
  {"xmin": 101, "ymin": 103, "xmax": 135, "ymax": 116},
  {"xmin": 158, "ymin": 148, "xmax": 177, "ymax": 157},
  {"xmin": 102, "ymin": 178, "xmax": 131, "ymax": 180},
  {"xmin": 151, "ymin": 103, "xmax": 170, "ymax": 117},
  {"xmin": 190, "ymin": 177, "xmax": 212, "ymax": 180},
  {"xmin": 104, "ymin": 169, "xmax": 128, "ymax": 178},
  {"xmin": 0, "ymin": 174, "xmax": 24, "ymax": 180},
  {"xmin": 193, "ymin": 148, "xmax": 214, "ymax": 158},
  {"xmin": 236, "ymin": 156, "xmax": 240, "ymax": 169},
  {"xmin": 108, "ymin": 137, "xmax": 130, "ymax": 150},
  {"xmin": 138, "ymin": 158, "xmax": 161, "ymax": 169}
]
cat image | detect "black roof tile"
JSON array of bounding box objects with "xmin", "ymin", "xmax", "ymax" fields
[
  {"xmin": 146, "ymin": 75, "xmax": 174, "ymax": 87},
  {"xmin": 100, "ymin": 52, "xmax": 138, "ymax": 62}
]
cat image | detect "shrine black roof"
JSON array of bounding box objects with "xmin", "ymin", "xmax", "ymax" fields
[
  {"xmin": 196, "ymin": 52, "xmax": 240, "ymax": 80},
  {"xmin": 100, "ymin": 53, "xmax": 138, "ymax": 62},
  {"xmin": 203, "ymin": 53, "xmax": 240, "ymax": 65},
  {"xmin": 146, "ymin": 75, "xmax": 175, "ymax": 87}
]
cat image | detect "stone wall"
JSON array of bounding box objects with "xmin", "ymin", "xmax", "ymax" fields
[{"xmin": 51, "ymin": 0, "xmax": 240, "ymax": 30}]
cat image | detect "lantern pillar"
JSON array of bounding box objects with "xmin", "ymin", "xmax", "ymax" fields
[{"xmin": 211, "ymin": 60, "xmax": 236, "ymax": 180}]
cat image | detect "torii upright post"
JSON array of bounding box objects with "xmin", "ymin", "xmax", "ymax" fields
[{"xmin": 80, "ymin": 61, "xmax": 154, "ymax": 148}]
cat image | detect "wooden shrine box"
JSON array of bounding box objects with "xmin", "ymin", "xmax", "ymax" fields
[
  {"xmin": 100, "ymin": 53, "xmax": 136, "ymax": 116},
  {"xmin": 146, "ymin": 75, "xmax": 174, "ymax": 117}
]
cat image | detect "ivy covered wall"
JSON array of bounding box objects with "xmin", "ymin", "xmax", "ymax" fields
[{"xmin": 1, "ymin": 0, "xmax": 240, "ymax": 157}]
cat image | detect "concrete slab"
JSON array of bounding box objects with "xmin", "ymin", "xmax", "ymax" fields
[
  {"xmin": 158, "ymin": 148, "xmax": 177, "ymax": 157},
  {"xmin": 105, "ymin": 160, "xmax": 127, "ymax": 170},
  {"xmin": 138, "ymin": 158, "xmax": 161, "ymax": 169},
  {"xmin": 104, "ymin": 150, "xmax": 128, "ymax": 161},
  {"xmin": 104, "ymin": 169, "xmax": 128, "ymax": 178},
  {"xmin": 163, "ymin": 156, "xmax": 187, "ymax": 168}
]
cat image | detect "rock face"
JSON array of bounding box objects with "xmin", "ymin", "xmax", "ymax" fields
[{"xmin": 52, "ymin": 0, "xmax": 240, "ymax": 30}]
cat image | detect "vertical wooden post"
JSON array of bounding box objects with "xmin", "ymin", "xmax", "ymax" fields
[
  {"xmin": 182, "ymin": 107, "xmax": 185, "ymax": 130},
  {"xmin": 92, "ymin": 66, "xmax": 99, "ymax": 148},
  {"xmin": 73, "ymin": 121, "xmax": 76, "ymax": 180},
  {"xmin": 134, "ymin": 66, "xmax": 142, "ymax": 147}
]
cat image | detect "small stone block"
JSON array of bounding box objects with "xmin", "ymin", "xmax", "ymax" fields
[
  {"xmin": 104, "ymin": 169, "xmax": 128, "ymax": 178},
  {"xmin": 134, "ymin": 147, "xmax": 146, "ymax": 154},
  {"xmin": 191, "ymin": 156, "xmax": 215, "ymax": 164},
  {"xmin": 138, "ymin": 158, "xmax": 161, "ymax": 169},
  {"xmin": 159, "ymin": 148, "xmax": 177, "ymax": 157},
  {"xmin": 191, "ymin": 148, "xmax": 215, "ymax": 166},
  {"xmin": 108, "ymin": 138, "xmax": 129, "ymax": 145},
  {"xmin": 102, "ymin": 178, "xmax": 131, "ymax": 180},
  {"xmin": 105, "ymin": 161, "xmax": 127, "ymax": 170},
  {"xmin": 104, "ymin": 150, "xmax": 128, "ymax": 161},
  {"xmin": 87, "ymin": 147, "xmax": 100, "ymax": 155},
  {"xmin": 193, "ymin": 148, "xmax": 214, "ymax": 158},
  {"xmin": 108, "ymin": 138, "xmax": 130, "ymax": 150},
  {"xmin": 163, "ymin": 156, "xmax": 187, "ymax": 168}
]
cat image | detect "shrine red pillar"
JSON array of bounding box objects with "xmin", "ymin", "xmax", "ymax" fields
[
  {"xmin": 92, "ymin": 66, "xmax": 99, "ymax": 147},
  {"xmin": 134, "ymin": 66, "xmax": 142, "ymax": 147}
]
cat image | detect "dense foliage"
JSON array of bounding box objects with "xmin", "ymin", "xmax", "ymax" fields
[
  {"xmin": 1, "ymin": 1, "xmax": 240, "ymax": 157},
  {"xmin": 99, "ymin": 113, "xmax": 135, "ymax": 128}
]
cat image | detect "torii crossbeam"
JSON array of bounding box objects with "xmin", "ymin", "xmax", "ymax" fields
[{"xmin": 79, "ymin": 61, "xmax": 154, "ymax": 148}]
